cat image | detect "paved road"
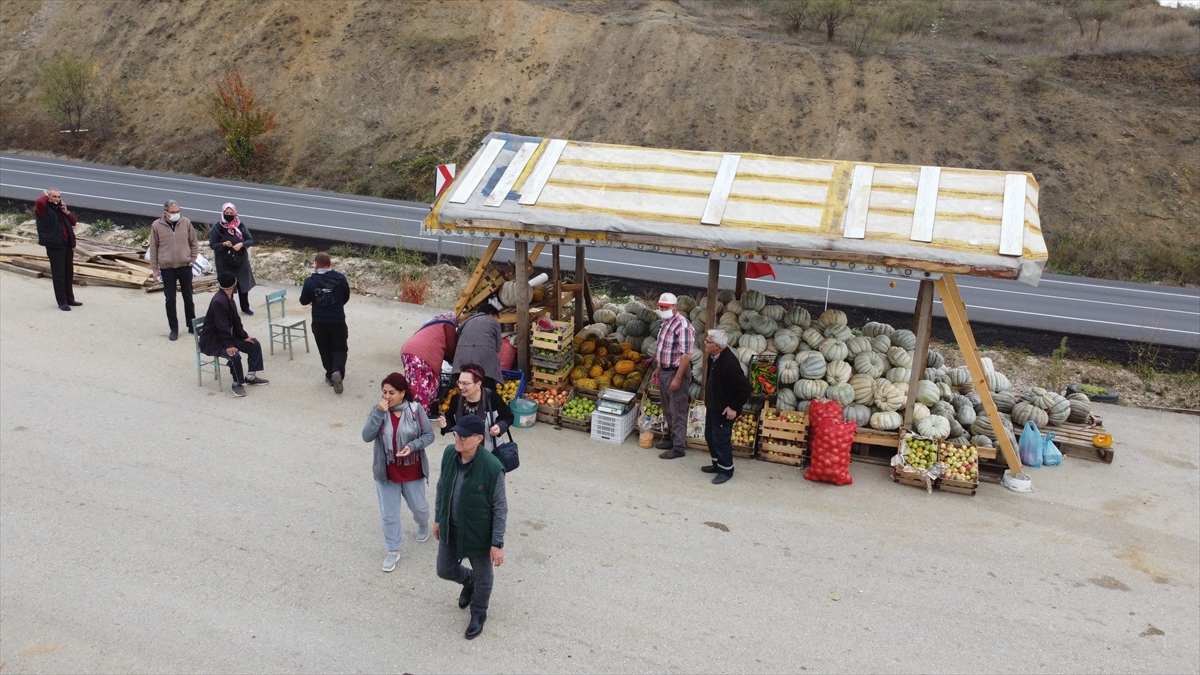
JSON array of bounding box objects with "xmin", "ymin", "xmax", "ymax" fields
[{"xmin": 3, "ymin": 152, "xmax": 1198, "ymax": 349}]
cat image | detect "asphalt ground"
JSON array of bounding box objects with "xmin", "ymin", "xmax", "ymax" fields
[{"xmin": 1, "ymin": 270, "xmax": 1197, "ymax": 673}]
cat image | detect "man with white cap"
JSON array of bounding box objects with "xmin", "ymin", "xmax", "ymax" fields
[
  {"xmin": 199, "ymin": 271, "xmax": 270, "ymax": 397},
  {"xmin": 653, "ymin": 292, "xmax": 695, "ymax": 460}
]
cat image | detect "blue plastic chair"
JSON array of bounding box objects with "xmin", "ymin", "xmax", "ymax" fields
[
  {"xmin": 192, "ymin": 316, "xmax": 222, "ymax": 391},
  {"xmin": 265, "ymin": 289, "xmax": 309, "ymax": 360}
]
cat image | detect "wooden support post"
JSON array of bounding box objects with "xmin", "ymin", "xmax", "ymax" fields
[
  {"xmin": 527, "ymin": 243, "xmax": 545, "ymax": 269},
  {"xmin": 552, "ymin": 245, "xmax": 561, "ymax": 320},
  {"xmin": 903, "ymin": 280, "xmax": 935, "ymax": 428},
  {"xmin": 735, "ymin": 261, "xmax": 747, "ymax": 298},
  {"xmin": 574, "ymin": 246, "xmax": 586, "ymax": 335},
  {"xmin": 454, "ymin": 239, "xmax": 500, "ymax": 316},
  {"xmin": 701, "ymin": 259, "xmax": 720, "ymax": 400},
  {"xmin": 515, "ymin": 240, "xmax": 531, "ymax": 376},
  {"xmin": 934, "ymin": 274, "xmax": 1023, "ymax": 477},
  {"xmin": 582, "ymin": 269, "xmax": 595, "ymax": 326}
]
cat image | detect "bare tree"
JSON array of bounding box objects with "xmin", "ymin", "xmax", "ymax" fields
[
  {"xmin": 1082, "ymin": 0, "xmax": 1122, "ymax": 43},
  {"xmin": 847, "ymin": 2, "xmax": 883, "ymax": 56},
  {"xmin": 812, "ymin": 0, "xmax": 855, "ymax": 42},
  {"xmin": 775, "ymin": 0, "xmax": 813, "ymax": 33},
  {"xmin": 37, "ymin": 56, "xmax": 94, "ymax": 132}
]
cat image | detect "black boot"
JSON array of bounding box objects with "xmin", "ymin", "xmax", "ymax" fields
[
  {"xmin": 458, "ymin": 580, "xmax": 475, "ymax": 609},
  {"xmin": 465, "ymin": 611, "xmax": 487, "ymax": 639}
]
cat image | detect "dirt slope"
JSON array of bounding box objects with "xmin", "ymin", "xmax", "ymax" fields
[{"xmin": 1, "ymin": 0, "xmax": 1197, "ymax": 283}]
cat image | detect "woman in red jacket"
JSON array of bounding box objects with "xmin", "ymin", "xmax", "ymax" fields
[{"xmin": 400, "ymin": 311, "xmax": 458, "ymax": 414}]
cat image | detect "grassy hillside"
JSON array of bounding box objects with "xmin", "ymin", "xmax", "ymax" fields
[{"xmin": 2, "ymin": 0, "xmax": 1197, "ymax": 284}]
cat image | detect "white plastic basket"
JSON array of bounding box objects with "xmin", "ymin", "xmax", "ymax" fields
[{"xmin": 591, "ymin": 408, "xmax": 637, "ymax": 444}]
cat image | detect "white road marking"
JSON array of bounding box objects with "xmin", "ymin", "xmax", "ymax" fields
[
  {"xmin": 1, "ymin": 155, "xmax": 430, "ymax": 211},
  {"xmin": 1, "ymin": 168, "xmax": 425, "ymax": 224}
]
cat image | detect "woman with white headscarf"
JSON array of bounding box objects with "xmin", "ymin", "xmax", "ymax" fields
[{"xmin": 208, "ymin": 202, "xmax": 258, "ymax": 315}]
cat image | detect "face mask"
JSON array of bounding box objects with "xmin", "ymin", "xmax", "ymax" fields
[
  {"xmin": 168, "ymin": 213, "xmax": 181, "ymax": 222},
  {"xmin": 223, "ymin": 214, "xmax": 235, "ymax": 222},
  {"xmin": 658, "ymin": 308, "xmax": 673, "ymax": 319}
]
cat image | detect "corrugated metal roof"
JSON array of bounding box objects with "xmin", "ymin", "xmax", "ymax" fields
[{"xmin": 425, "ymin": 132, "xmax": 1048, "ymax": 285}]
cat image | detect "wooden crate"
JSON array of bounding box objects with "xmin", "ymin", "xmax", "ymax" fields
[
  {"xmin": 560, "ymin": 412, "xmax": 592, "ymax": 432},
  {"xmin": 1015, "ymin": 420, "xmax": 1114, "ymax": 464},
  {"xmin": 757, "ymin": 407, "xmax": 808, "ymax": 467},
  {"xmin": 850, "ymin": 428, "xmax": 901, "ymax": 466},
  {"xmin": 531, "ymin": 320, "xmax": 574, "ymax": 352},
  {"xmin": 465, "ymin": 265, "xmax": 505, "ymax": 312},
  {"xmin": 530, "ymin": 385, "xmax": 572, "ymax": 425},
  {"xmin": 532, "ymin": 363, "xmax": 571, "ymax": 390},
  {"xmin": 559, "ymin": 389, "xmax": 597, "ymax": 432},
  {"xmin": 892, "ymin": 470, "xmax": 979, "ymax": 496}
]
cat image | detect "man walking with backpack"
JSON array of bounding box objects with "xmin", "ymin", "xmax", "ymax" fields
[{"xmin": 300, "ymin": 252, "xmax": 352, "ymax": 393}]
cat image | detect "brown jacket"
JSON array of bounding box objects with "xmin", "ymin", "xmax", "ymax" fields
[{"xmin": 149, "ymin": 215, "xmax": 199, "ymax": 274}]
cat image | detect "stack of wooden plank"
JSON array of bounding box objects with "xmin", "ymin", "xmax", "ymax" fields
[{"xmin": 0, "ymin": 232, "xmax": 217, "ymax": 293}]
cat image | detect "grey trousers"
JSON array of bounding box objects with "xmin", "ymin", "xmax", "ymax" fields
[
  {"xmin": 659, "ymin": 367, "xmax": 692, "ymax": 451},
  {"xmin": 437, "ymin": 529, "xmax": 494, "ymax": 615},
  {"xmin": 375, "ymin": 479, "xmax": 429, "ymax": 552}
]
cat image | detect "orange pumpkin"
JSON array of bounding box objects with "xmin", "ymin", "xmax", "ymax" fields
[
  {"xmin": 1092, "ymin": 433, "xmax": 1113, "ymax": 448},
  {"xmin": 579, "ymin": 341, "xmax": 596, "ymax": 355},
  {"xmin": 615, "ymin": 359, "xmax": 636, "ymax": 375},
  {"xmin": 589, "ymin": 365, "xmax": 604, "ymax": 378}
]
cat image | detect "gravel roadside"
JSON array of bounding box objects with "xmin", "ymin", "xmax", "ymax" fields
[{"xmin": 1, "ymin": 270, "xmax": 1197, "ymax": 674}]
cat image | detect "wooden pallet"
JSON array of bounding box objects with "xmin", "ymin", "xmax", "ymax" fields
[{"xmin": 1015, "ymin": 420, "xmax": 1114, "ymax": 464}]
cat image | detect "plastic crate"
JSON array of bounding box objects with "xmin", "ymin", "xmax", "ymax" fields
[
  {"xmin": 591, "ymin": 408, "xmax": 638, "ymax": 445},
  {"xmin": 501, "ymin": 369, "xmax": 526, "ymax": 400}
]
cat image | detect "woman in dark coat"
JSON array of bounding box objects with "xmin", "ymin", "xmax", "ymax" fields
[
  {"xmin": 452, "ymin": 303, "xmax": 504, "ymax": 389},
  {"xmin": 208, "ymin": 202, "xmax": 257, "ymax": 314}
]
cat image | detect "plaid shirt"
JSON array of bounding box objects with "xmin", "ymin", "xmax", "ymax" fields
[{"xmin": 654, "ymin": 311, "xmax": 695, "ymax": 369}]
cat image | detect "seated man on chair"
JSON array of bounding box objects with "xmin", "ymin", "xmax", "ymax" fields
[{"xmin": 200, "ymin": 272, "xmax": 270, "ymax": 398}]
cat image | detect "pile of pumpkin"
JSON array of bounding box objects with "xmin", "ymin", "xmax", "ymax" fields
[
  {"xmin": 568, "ymin": 298, "xmax": 659, "ymax": 392},
  {"xmin": 570, "ymin": 289, "xmax": 1094, "ymax": 449}
]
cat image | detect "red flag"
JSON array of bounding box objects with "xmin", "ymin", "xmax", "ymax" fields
[{"xmin": 746, "ymin": 262, "xmax": 776, "ymax": 279}]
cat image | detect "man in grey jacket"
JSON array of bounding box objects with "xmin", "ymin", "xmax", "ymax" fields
[{"xmin": 149, "ymin": 199, "xmax": 200, "ymax": 341}]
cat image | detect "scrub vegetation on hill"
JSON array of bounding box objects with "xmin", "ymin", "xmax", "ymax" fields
[{"xmin": 1, "ymin": 0, "xmax": 1197, "ymax": 284}]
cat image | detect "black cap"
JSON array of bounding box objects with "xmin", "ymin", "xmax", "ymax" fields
[
  {"xmin": 218, "ymin": 271, "xmax": 237, "ymax": 289},
  {"xmin": 452, "ymin": 414, "xmax": 486, "ymax": 438}
]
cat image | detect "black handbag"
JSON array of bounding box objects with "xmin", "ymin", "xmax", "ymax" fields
[{"xmin": 492, "ymin": 429, "xmax": 519, "ymax": 473}]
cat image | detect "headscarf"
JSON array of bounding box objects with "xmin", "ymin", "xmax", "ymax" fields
[
  {"xmin": 419, "ymin": 311, "xmax": 458, "ymax": 330},
  {"xmin": 220, "ymin": 202, "xmax": 242, "ymax": 239}
]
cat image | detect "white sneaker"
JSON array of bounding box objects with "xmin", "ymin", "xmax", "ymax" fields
[
  {"xmin": 417, "ymin": 524, "xmax": 430, "ymax": 543},
  {"xmin": 382, "ymin": 550, "xmax": 400, "ymax": 572}
]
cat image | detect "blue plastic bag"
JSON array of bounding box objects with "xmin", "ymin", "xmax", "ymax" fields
[
  {"xmin": 1019, "ymin": 420, "xmax": 1044, "ymax": 468},
  {"xmin": 1042, "ymin": 431, "xmax": 1062, "ymax": 466}
]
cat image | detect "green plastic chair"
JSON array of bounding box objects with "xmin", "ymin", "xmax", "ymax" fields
[
  {"xmin": 265, "ymin": 289, "xmax": 309, "ymax": 360},
  {"xmin": 192, "ymin": 316, "xmax": 222, "ymax": 391}
]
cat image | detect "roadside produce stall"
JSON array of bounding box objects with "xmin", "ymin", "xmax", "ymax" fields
[{"xmin": 426, "ymin": 132, "xmax": 1114, "ymax": 491}]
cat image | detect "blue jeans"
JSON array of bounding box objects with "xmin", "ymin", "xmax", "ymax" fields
[
  {"xmin": 704, "ymin": 415, "xmax": 735, "ymax": 476},
  {"xmin": 375, "ymin": 479, "xmax": 429, "ymax": 551}
]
